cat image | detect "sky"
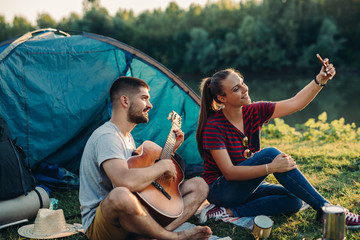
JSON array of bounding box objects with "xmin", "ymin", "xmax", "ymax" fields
[{"xmin": 1, "ymin": 0, "xmax": 211, "ymax": 24}]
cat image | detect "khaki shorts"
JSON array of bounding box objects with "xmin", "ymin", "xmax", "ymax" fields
[{"xmin": 86, "ymin": 202, "xmax": 128, "ymax": 240}]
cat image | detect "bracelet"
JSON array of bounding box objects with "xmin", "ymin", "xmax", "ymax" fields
[
  {"xmin": 314, "ymin": 78, "xmax": 326, "ymax": 87},
  {"xmin": 265, "ymin": 164, "xmax": 269, "ymax": 175}
]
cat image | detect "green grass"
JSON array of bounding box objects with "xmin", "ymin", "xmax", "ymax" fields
[{"xmin": 1, "ymin": 139, "xmax": 359, "ymax": 240}]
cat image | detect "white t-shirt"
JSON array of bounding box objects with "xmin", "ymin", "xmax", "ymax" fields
[{"xmin": 79, "ymin": 121, "xmax": 136, "ymax": 233}]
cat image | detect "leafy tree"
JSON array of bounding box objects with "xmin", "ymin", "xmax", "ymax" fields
[
  {"xmin": 218, "ymin": 32, "xmax": 241, "ymax": 69},
  {"xmin": 323, "ymin": 0, "xmax": 360, "ymax": 66},
  {"xmin": 168, "ymin": 31, "xmax": 191, "ymax": 72},
  {"xmin": 184, "ymin": 27, "xmax": 218, "ymax": 74},
  {"xmin": 57, "ymin": 13, "xmax": 81, "ymax": 32},
  {"xmin": 0, "ymin": 15, "xmax": 11, "ymax": 42},
  {"xmin": 10, "ymin": 16, "xmax": 34, "ymax": 38},
  {"xmin": 235, "ymin": 15, "xmax": 288, "ymax": 71},
  {"xmin": 80, "ymin": 7, "xmax": 114, "ymax": 37},
  {"xmin": 181, "ymin": 4, "xmax": 203, "ymax": 30},
  {"xmin": 130, "ymin": 10, "xmax": 172, "ymax": 64},
  {"xmin": 37, "ymin": 13, "xmax": 57, "ymax": 29},
  {"xmin": 111, "ymin": 10, "xmax": 135, "ymax": 45},
  {"xmin": 298, "ymin": 18, "xmax": 344, "ymax": 67}
]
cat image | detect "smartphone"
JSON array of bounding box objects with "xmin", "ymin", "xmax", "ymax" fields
[
  {"xmin": 316, "ymin": 53, "xmax": 328, "ymax": 68},
  {"xmin": 316, "ymin": 53, "xmax": 333, "ymax": 78}
]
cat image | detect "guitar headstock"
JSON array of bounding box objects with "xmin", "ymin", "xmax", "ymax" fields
[{"xmin": 168, "ymin": 111, "xmax": 182, "ymax": 129}]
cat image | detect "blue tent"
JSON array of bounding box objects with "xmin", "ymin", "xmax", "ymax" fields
[{"xmin": 0, "ymin": 29, "xmax": 202, "ymax": 174}]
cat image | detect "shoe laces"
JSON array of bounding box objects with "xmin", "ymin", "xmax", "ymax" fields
[
  {"xmin": 345, "ymin": 210, "xmax": 360, "ymax": 222},
  {"xmin": 208, "ymin": 206, "xmax": 228, "ymax": 220}
]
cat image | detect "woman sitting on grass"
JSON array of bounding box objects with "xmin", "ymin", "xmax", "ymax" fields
[{"xmin": 195, "ymin": 57, "xmax": 360, "ymax": 228}]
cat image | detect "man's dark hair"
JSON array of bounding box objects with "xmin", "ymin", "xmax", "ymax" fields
[{"xmin": 110, "ymin": 76, "xmax": 149, "ymax": 103}]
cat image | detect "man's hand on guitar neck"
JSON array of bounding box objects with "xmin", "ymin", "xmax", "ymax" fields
[{"xmin": 172, "ymin": 129, "xmax": 184, "ymax": 154}]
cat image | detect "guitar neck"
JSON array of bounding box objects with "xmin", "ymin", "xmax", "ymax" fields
[{"xmin": 159, "ymin": 125, "xmax": 177, "ymax": 160}]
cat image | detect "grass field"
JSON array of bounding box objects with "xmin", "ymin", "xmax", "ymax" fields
[{"xmin": 1, "ymin": 138, "xmax": 359, "ymax": 240}]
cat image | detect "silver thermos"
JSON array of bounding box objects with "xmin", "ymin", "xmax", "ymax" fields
[{"xmin": 322, "ymin": 205, "xmax": 346, "ymax": 240}]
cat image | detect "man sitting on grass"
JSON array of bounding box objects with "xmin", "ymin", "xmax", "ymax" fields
[{"xmin": 79, "ymin": 76, "xmax": 212, "ymax": 240}]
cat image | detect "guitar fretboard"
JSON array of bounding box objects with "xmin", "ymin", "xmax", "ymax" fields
[
  {"xmin": 159, "ymin": 113, "xmax": 181, "ymax": 160},
  {"xmin": 160, "ymin": 126, "xmax": 177, "ymax": 160}
]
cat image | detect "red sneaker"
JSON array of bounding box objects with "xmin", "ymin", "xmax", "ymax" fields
[
  {"xmin": 199, "ymin": 204, "xmax": 228, "ymax": 224},
  {"xmin": 345, "ymin": 209, "xmax": 360, "ymax": 229}
]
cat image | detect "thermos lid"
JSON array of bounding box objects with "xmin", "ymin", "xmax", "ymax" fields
[
  {"xmin": 322, "ymin": 205, "xmax": 346, "ymax": 214},
  {"xmin": 254, "ymin": 215, "xmax": 273, "ymax": 229}
]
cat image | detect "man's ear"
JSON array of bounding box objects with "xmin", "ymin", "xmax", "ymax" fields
[{"xmin": 120, "ymin": 95, "xmax": 129, "ymax": 107}]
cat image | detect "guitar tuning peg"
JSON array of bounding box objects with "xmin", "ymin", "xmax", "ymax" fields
[{"xmin": 168, "ymin": 112, "xmax": 173, "ymax": 120}]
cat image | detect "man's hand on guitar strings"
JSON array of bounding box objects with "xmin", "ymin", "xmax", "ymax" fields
[{"xmin": 160, "ymin": 159, "xmax": 177, "ymax": 182}]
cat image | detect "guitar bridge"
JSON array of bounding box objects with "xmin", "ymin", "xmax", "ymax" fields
[{"xmin": 152, "ymin": 181, "xmax": 171, "ymax": 200}]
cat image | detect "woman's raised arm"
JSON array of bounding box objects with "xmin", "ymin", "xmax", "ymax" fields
[{"xmin": 271, "ymin": 57, "xmax": 336, "ymax": 119}]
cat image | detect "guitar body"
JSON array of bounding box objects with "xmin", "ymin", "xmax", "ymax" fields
[{"xmin": 127, "ymin": 140, "xmax": 185, "ymax": 225}]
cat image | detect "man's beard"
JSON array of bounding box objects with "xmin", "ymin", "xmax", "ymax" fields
[{"xmin": 128, "ymin": 103, "xmax": 149, "ymax": 124}]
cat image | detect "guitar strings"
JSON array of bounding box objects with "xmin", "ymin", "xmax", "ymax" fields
[{"xmin": 160, "ymin": 129, "xmax": 177, "ymax": 159}]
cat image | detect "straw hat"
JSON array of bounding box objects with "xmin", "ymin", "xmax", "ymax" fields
[{"xmin": 18, "ymin": 208, "xmax": 79, "ymax": 239}]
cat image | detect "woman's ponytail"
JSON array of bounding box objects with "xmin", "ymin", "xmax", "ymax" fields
[
  {"xmin": 196, "ymin": 77, "xmax": 216, "ymax": 158},
  {"xmin": 196, "ymin": 69, "xmax": 236, "ymax": 158}
]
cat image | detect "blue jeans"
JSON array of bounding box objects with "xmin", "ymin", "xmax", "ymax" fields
[{"xmin": 207, "ymin": 147, "xmax": 329, "ymax": 217}]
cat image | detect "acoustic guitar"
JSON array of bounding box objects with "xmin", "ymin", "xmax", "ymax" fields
[{"xmin": 127, "ymin": 111, "xmax": 184, "ymax": 225}]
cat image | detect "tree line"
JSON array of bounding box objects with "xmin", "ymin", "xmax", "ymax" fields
[{"xmin": 1, "ymin": 0, "xmax": 359, "ymax": 76}]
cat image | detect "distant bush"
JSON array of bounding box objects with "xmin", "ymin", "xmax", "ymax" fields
[{"xmin": 262, "ymin": 112, "xmax": 360, "ymax": 142}]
